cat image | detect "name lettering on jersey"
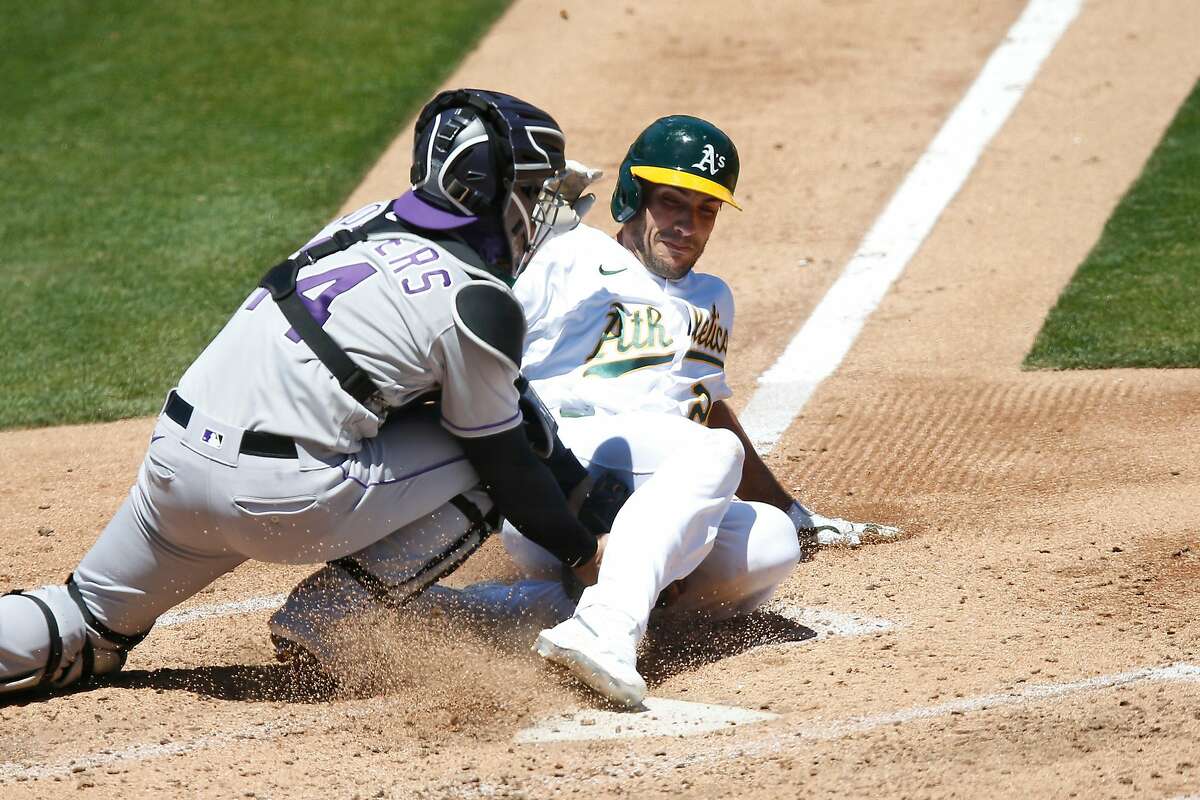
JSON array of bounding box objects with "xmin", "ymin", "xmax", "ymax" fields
[
  {"xmin": 373, "ymin": 240, "xmax": 440, "ymax": 273},
  {"xmin": 684, "ymin": 303, "xmax": 729, "ymax": 368},
  {"xmin": 691, "ymin": 144, "xmax": 726, "ymax": 176},
  {"xmin": 583, "ymin": 302, "xmax": 675, "ymax": 378}
]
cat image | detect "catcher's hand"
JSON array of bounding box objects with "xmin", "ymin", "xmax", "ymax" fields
[{"xmin": 566, "ymin": 532, "xmax": 608, "ymax": 595}]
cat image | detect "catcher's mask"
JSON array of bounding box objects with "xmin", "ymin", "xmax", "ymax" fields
[
  {"xmin": 405, "ymin": 88, "xmax": 567, "ymax": 282},
  {"xmin": 611, "ymin": 115, "xmax": 741, "ymax": 224}
]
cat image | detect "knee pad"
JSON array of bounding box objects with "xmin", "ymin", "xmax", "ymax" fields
[{"xmin": 1, "ymin": 576, "xmax": 145, "ymax": 697}]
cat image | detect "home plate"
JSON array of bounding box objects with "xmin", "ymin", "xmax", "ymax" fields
[
  {"xmin": 514, "ymin": 697, "xmax": 777, "ymax": 744},
  {"xmin": 767, "ymin": 603, "xmax": 898, "ymax": 640},
  {"xmin": 515, "ymin": 606, "xmax": 894, "ymax": 743}
]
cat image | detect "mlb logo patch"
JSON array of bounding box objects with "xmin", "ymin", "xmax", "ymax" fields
[{"xmin": 201, "ymin": 429, "xmax": 224, "ymax": 450}]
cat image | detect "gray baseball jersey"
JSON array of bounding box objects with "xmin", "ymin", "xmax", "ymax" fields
[{"xmin": 179, "ymin": 200, "xmax": 523, "ymax": 454}]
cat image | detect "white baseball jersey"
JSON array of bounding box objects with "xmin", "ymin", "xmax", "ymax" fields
[
  {"xmin": 514, "ymin": 223, "xmax": 734, "ymax": 422},
  {"xmin": 178, "ymin": 201, "xmax": 523, "ymax": 453}
]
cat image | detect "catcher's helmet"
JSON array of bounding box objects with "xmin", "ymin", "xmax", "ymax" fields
[
  {"xmin": 611, "ymin": 115, "xmax": 741, "ymax": 224},
  {"xmin": 404, "ymin": 88, "xmax": 567, "ymax": 280}
]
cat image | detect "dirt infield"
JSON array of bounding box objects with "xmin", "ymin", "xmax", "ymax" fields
[{"xmin": 3, "ymin": 1, "xmax": 1200, "ymax": 797}]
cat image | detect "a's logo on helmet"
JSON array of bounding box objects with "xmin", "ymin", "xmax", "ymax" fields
[{"xmin": 691, "ymin": 144, "xmax": 726, "ymax": 176}]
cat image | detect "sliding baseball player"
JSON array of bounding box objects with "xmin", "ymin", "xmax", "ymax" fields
[{"xmin": 511, "ymin": 116, "xmax": 902, "ymax": 706}]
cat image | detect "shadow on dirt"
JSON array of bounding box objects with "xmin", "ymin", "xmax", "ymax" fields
[
  {"xmin": 2, "ymin": 610, "xmax": 818, "ymax": 709},
  {"xmin": 111, "ymin": 661, "xmax": 337, "ymax": 703},
  {"xmin": 640, "ymin": 609, "xmax": 817, "ymax": 685},
  {"xmin": 0, "ymin": 662, "xmax": 332, "ymax": 707}
]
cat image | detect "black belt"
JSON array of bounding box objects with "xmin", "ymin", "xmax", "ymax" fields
[{"xmin": 163, "ymin": 392, "xmax": 298, "ymax": 459}]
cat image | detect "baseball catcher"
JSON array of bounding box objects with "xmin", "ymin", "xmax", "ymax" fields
[{"xmin": 0, "ymin": 89, "xmax": 609, "ymax": 699}]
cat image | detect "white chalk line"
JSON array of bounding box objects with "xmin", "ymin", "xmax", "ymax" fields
[
  {"xmin": 800, "ymin": 662, "xmax": 1200, "ymax": 740},
  {"xmin": 479, "ymin": 662, "xmax": 1200, "ymax": 798},
  {"xmin": 767, "ymin": 603, "xmax": 896, "ymax": 640},
  {"xmin": 152, "ymin": 593, "xmax": 890, "ymax": 638},
  {"xmin": 157, "ymin": 593, "xmax": 286, "ymax": 628},
  {"xmin": 740, "ymin": 0, "xmax": 1084, "ymax": 453}
]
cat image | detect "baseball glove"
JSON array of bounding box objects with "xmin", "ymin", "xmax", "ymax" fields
[{"xmin": 569, "ymin": 471, "xmax": 631, "ymax": 536}]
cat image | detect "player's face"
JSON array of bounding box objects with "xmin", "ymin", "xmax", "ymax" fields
[{"xmin": 622, "ymin": 184, "xmax": 722, "ymax": 280}]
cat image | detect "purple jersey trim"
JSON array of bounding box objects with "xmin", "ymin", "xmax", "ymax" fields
[
  {"xmin": 392, "ymin": 191, "xmax": 476, "ymax": 230},
  {"xmin": 441, "ymin": 409, "xmax": 522, "ymax": 434},
  {"xmin": 340, "ymin": 454, "xmax": 468, "ymax": 489}
]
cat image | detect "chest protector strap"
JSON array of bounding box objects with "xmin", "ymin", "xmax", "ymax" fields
[{"xmin": 259, "ymin": 223, "xmax": 383, "ymax": 404}]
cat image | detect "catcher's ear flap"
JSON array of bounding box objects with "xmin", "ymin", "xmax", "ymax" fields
[{"xmin": 610, "ymin": 163, "xmax": 643, "ymax": 224}]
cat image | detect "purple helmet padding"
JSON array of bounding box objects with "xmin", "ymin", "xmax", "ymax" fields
[{"xmin": 392, "ymin": 191, "xmax": 477, "ymax": 230}]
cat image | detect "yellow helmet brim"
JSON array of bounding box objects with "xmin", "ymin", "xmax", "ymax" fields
[{"xmin": 630, "ymin": 166, "xmax": 742, "ymax": 211}]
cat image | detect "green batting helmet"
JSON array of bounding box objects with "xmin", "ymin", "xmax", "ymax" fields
[{"xmin": 611, "ymin": 115, "xmax": 741, "ymax": 224}]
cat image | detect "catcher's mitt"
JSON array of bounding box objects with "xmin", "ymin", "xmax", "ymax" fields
[{"xmin": 569, "ymin": 471, "xmax": 631, "ymax": 536}]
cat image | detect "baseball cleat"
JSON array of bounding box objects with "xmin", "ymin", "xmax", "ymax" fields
[
  {"xmin": 534, "ymin": 617, "xmax": 646, "ymax": 708},
  {"xmin": 268, "ymin": 566, "xmax": 373, "ymax": 672},
  {"xmin": 270, "ymin": 634, "xmax": 339, "ymax": 696},
  {"xmin": 803, "ymin": 512, "xmax": 902, "ymax": 547}
]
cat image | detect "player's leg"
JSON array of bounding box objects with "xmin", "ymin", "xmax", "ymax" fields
[
  {"xmin": 535, "ymin": 413, "xmax": 744, "ymax": 706},
  {"xmin": 267, "ymin": 412, "xmax": 499, "ymax": 670},
  {"xmin": 666, "ymin": 500, "xmax": 802, "ymax": 618},
  {"xmin": 503, "ymin": 499, "xmax": 800, "ymax": 618},
  {"xmin": 499, "ymin": 521, "xmax": 563, "ymax": 580},
  {"xmin": 213, "ymin": 411, "xmax": 482, "ymax": 566},
  {"xmin": 267, "ymin": 485, "xmax": 496, "ymax": 668},
  {"xmin": 0, "ymin": 429, "xmax": 245, "ymax": 698},
  {"xmin": 546, "ymin": 413, "xmax": 743, "ymax": 631}
]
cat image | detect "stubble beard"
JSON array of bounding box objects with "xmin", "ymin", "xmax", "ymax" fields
[{"xmin": 621, "ymin": 224, "xmax": 702, "ymax": 281}]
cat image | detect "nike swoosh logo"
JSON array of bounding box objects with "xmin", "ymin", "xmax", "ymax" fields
[{"xmin": 599, "ymin": 265, "xmax": 628, "ymax": 276}]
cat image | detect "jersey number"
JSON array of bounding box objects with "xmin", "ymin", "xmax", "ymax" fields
[
  {"xmin": 244, "ymin": 245, "xmax": 449, "ymax": 343},
  {"xmin": 284, "ymin": 262, "xmax": 375, "ymax": 342},
  {"xmin": 687, "ymin": 382, "xmax": 713, "ymax": 423}
]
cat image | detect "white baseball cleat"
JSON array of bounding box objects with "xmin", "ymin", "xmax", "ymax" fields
[
  {"xmin": 534, "ymin": 616, "xmax": 646, "ymax": 708},
  {"xmin": 788, "ymin": 501, "xmax": 902, "ymax": 547}
]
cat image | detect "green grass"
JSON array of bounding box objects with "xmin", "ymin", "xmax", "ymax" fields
[
  {"xmin": 1025, "ymin": 77, "xmax": 1200, "ymax": 370},
  {"xmin": 0, "ymin": 0, "xmax": 510, "ymax": 429}
]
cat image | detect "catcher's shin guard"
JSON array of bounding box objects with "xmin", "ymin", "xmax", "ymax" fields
[
  {"xmin": 0, "ymin": 578, "xmax": 141, "ymax": 698},
  {"xmin": 270, "ymin": 489, "xmax": 498, "ymax": 670}
]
